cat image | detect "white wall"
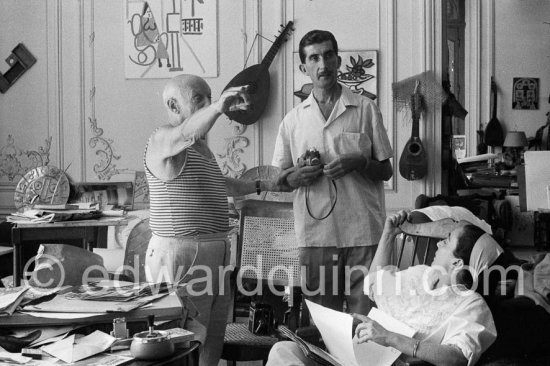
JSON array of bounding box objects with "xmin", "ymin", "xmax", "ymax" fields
[
  {"xmin": 494, "ymin": 0, "xmax": 550, "ymax": 139},
  {"xmin": 3, "ymin": 0, "xmax": 546, "ymax": 216}
]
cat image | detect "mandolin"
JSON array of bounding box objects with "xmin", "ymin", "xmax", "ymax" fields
[
  {"xmin": 399, "ymin": 81, "xmax": 428, "ymax": 180},
  {"xmin": 484, "ymin": 77, "xmax": 504, "ymax": 147},
  {"xmin": 223, "ymin": 21, "xmax": 294, "ymax": 125}
]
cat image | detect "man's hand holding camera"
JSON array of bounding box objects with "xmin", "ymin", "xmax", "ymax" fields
[
  {"xmin": 285, "ymin": 149, "xmax": 369, "ymax": 188},
  {"xmin": 323, "ymin": 153, "xmax": 370, "ymax": 180},
  {"xmin": 285, "ymin": 149, "xmax": 324, "ymax": 188}
]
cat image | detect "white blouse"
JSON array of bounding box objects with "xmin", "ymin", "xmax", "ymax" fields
[{"xmin": 366, "ymin": 265, "xmax": 497, "ymax": 366}]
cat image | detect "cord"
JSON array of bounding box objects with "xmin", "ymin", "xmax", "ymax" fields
[{"xmin": 305, "ymin": 179, "xmax": 338, "ymax": 220}]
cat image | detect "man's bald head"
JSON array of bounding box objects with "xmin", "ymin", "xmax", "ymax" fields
[{"xmin": 163, "ymin": 74, "xmax": 212, "ymax": 125}]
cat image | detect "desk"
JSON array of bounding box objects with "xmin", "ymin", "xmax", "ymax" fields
[{"xmin": 11, "ymin": 217, "xmax": 128, "ymax": 286}]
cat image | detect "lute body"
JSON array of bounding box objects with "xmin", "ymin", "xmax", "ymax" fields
[
  {"xmin": 223, "ymin": 21, "xmax": 294, "ymax": 125},
  {"xmin": 399, "ymin": 82, "xmax": 428, "ymax": 180}
]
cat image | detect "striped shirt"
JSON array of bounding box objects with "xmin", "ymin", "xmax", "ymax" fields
[{"xmin": 144, "ymin": 142, "xmax": 229, "ymax": 237}]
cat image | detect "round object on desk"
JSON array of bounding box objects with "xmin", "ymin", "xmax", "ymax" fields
[
  {"xmin": 130, "ymin": 330, "xmax": 175, "ymax": 360},
  {"xmin": 14, "ymin": 165, "xmax": 70, "ymax": 209}
]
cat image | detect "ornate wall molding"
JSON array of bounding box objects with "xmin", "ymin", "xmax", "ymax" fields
[
  {"xmin": 216, "ymin": 123, "xmax": 250, "ymax": 178},
  {"xmin": 85, "ymin": 0, "xmax": 128, "ymax": 181},
  {"xmin": 0, "ymin": 135, "xmax": 52, "ymax": 183},
  {"xmin": 88, "ymin": 117, "xmax": 124, "ymax": 180}
]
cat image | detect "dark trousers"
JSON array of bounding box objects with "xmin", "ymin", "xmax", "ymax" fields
[{"xmin": 299, "ymin": 245, "xmax": 376, "ymax": 315}]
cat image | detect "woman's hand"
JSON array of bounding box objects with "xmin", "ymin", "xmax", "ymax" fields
[
  {"xmin": 383, "ymin": 210, "xmax": 409, "ymax": 237},
  {"xmin": 353, "ymin": 314, "xmax": 392, "ymax": 347}
]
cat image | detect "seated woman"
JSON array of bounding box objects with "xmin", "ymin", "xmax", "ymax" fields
[
  {"xmin": 409, "ymin": 205, "xmax": 521, "ymax": 299},
  {"xmin": 267, "ymin": 211, "xmax": 497, "ymax": 366}
]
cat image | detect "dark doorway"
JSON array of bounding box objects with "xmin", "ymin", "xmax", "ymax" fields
[{"xmin": 441, "ymin": 0, "xmax": 466, "ymax": 195}]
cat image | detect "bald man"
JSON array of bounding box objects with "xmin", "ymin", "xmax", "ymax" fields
[{"xmin": 144, "ymin": 74, "xmax": 277, "ymax": 366}]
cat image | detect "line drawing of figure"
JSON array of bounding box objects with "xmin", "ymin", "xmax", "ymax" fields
[{"xmin": 129, "ymin": 2, "xmax": 170, "ymax": 70}]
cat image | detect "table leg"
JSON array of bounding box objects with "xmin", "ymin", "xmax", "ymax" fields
[
  {"xmin": 96, "ymin": 227, "xmax": 108, "ymax": 248},
  {"xmin": 11, "ymin": 227, "xmax": 21, "ymax": 287},
  {"xmin": 83, "ymin": 227, "xmax": 96, "ymax": 251}
]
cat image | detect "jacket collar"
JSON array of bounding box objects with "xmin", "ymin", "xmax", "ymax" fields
[{"xmin": 302, "ymin": 84, "xmax": 359, "ymax": 109}]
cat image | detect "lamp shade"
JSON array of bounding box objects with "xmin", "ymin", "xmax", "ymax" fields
[{"xmin": 503, "ymin": 131, "xmax": 528, "ymax": 147}]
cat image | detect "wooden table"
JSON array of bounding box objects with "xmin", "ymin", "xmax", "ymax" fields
[{"xmin": 11, "ymin": 217, "xmax": 128, "ymax": 286}]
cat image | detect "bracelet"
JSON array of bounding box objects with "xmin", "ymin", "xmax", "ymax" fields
[
  {"xmin": 255, "ymin": 180, "xmax": 261, "ymax": 195},
  {"xmin": 412, "ymin": 339, "xmax": 420, "ymax": 358}
]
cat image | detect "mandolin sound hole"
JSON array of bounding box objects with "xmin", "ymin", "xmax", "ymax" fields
[{"xmin": 408, "ymin": 143, "xmax": 421, "ymax": 155}]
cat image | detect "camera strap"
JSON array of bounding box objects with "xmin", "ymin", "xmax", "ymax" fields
[{"xmin": 305, "ymin": 179, "xmax": 337, "ymax": 220}]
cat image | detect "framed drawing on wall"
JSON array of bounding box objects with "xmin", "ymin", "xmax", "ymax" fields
[
  {"xmin": 293, "ymin": 50, "xmax": 378, "ymax": 104},
  {"xmin": 512, "ymin": 77, "xmax": 539, "ymax": 110},
  {"xmin": 124, "ymin": 0, "xmax": 218, "ymax": 78},
  {"xmin": 452, "ymin": 135, "xmax": 467, "ymax": 159}
]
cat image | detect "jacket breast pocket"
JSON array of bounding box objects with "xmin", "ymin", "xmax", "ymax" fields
[{"xmin": 334, "ymin": 132, "xmax": 372, "ymax": 160}]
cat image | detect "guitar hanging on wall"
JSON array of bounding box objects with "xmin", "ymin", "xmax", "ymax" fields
[
  {"xmin": 399, "ymin": 81, "xmax": 428, "ymax": 180},
  {"xmin": 223, "ymin": 21, "xmax": 294, "ymax": 125}
]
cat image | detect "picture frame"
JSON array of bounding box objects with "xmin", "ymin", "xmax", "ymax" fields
[
  {"xmin": 124, "ymin": 0, "xmax": 218, "ymax": 79},
  {"xmin": 512, "ymin": 77, "xmax": 539, "ymax": 110},
  {"xmin": 452, "ymin": 135, "xmax": 467, "ymax": 159},
  {"xmin": 293, "ymin": 50, "xmax": 378, "ymax": 103}
]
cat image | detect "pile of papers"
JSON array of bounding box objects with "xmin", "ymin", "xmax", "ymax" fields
[
  {"xmin": 0, "ymin": 286, "xmax": 70, "ymax": 316},
  {"xmin": 65, "ymin": 281, "xmax": 173, "ymax": 302},
  {"xmin": 6, "ymin": 203, "xmax": 126, "ymax": 224},
  {"xmin": 24, "ymin": 281, "xmax": 174, "ymax": 313},
  {"xmin": 0, "ymin": 287, "xmax": 28, "ymax": 316},
  {"xmin": 7, "ymin": 208, "xmax": 102, "ymax": 223},
  {"xmin": 42, "ymin": 330, "xmax": 118, "ymax": 363}
]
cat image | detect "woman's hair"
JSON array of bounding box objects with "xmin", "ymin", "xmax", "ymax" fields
[
  {"xmin": 453, "ymin": 224, "xmax": 485, "ymax": 288},
  {"xmin": 298, "ymin": 30, "xmax": 338, "ymax": 63}
]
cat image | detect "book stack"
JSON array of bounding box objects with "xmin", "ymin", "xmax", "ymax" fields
[
  {"xmin": 457, "ymin": 153, "xmax": 498, "ymax": 173},
  {"xmin": 456, "ymin": 153, "xmax": 519, "ymax": 194}
]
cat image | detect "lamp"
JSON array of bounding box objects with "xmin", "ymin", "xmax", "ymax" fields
[
  {"xmin": 503, "ymin": 131, "xmax": 528, "ymax": 148},
  {"xmin": 503, "ymin": 131, "xmax": 528, "ymax": 167}
]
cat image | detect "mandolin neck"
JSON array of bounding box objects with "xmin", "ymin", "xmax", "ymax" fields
[
  {"xmin": 412, "ymin": 116, "xmax": 420, "ymax": 138},
  {"xmin": 260, "ymin": 21, "xmax": 293, "ymax": 69}
]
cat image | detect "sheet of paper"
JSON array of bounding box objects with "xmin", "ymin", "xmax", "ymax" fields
[
  {"xmin": 11, "ymin": 325, "xmax": 78, "ymax": 347},
  {"xmin": 305, "ymin": 300, "xmax": 417, "ymax": 366},
  {"xmin": 42, "ymin": 330, "xmax": 116, "ymax": 363},
  {"xmin": 0, "ymin": 352, "xmax": 31, "ymax": 364},
  {"xmin": 20, "ymin": 311, "xmax": 99, "ymax": 319},
  {"xmin": 305, "ymin": 299, "xmax": 358, "ymax": 366},
  {"xmin": 0, "ymin": 287, "xmax": 28, "ymax": 312}
]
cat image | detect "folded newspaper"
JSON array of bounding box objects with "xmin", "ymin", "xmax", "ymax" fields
[{"xmin": 278, "ymin": 326, "xmax": 341, "ymax": 366}]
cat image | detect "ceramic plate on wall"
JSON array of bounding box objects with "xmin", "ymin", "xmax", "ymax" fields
[{"xmin": 14, "ymin": 165, "xmax": 70, "ymax": 209}]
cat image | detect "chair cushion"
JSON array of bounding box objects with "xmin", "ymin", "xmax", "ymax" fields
[{"xmin": 223, "ymin": 322, "xmax": 279, "ymax": 347}]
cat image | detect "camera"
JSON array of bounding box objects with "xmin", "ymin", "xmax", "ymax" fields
[
  {"xmin": 303, "ymin": 148, "xmax": 321, "ymax": 166},
  {"xmin": 248, "ymin": 302, "xmax": 277, "ymax": 335}
]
